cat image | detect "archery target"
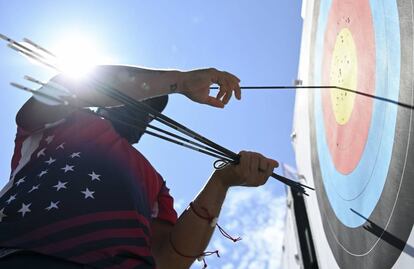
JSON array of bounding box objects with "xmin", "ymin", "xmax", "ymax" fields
[{"xmin": 308, "ymin": 0, "xmax": 414, "ymax": 268}]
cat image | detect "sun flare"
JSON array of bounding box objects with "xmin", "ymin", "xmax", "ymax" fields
[{"xmin": 51, "ymin": 33, "xmax": 110, "ymax": 79}]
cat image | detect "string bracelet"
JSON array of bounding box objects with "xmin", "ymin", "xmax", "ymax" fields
[
  {"xmin": 189, "ymin": 202, "xmax": 242, "ymax": 243},
  {"xmin": 169, "ymin": 233, "xmax": 219, "ymax": 269}
]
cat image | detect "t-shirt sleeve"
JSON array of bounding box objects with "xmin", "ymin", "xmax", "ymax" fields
[{"xmin": 154, "ymin": 181, "xmax": 178, "ymax": 225}]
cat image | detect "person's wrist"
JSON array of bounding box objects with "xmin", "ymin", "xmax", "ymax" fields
[
  {"xmin": 168, "ymin": 70, "xmax": 186, "ymax": 94},
  {"xmin": 211, "ymin": 169, "xmax": 233, "ymax": 190}
]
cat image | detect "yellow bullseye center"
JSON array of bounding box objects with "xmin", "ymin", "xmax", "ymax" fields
[{"xmin": 330, "ymin": 28, "xmax": 358, "ymax": 125}]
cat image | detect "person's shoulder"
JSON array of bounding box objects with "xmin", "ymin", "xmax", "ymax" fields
[
  {"xmin": 128, "ymin": 148, "xmax": 164, "ymax": 179},
  {"xmin": 16, "ymin": 97, "xmax": 73, "ymax": 133}
]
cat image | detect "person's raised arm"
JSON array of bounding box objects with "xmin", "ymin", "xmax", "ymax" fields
[
  {"xmin": 16, "ymin": 66, "xmax": 241, "ymax": 132},
  {"xmin": 151, "ymin": 151, "xmax": 278, "ymax": 269}
]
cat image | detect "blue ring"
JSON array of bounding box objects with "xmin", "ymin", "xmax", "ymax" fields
[{"xmin": 314, "ymin": 0, "xmax": 400, "ymax": 227}]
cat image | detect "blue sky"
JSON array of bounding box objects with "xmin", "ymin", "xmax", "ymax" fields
[{"xmin": 0, "ymin": 1, "xmax": 303, "ymax": 267}]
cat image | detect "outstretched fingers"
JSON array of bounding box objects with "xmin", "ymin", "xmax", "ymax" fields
[{"xmin": 211, "ymin": 69, "xmax": 241, "ymax": 106}]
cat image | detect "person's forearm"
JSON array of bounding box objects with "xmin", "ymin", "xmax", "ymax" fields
[
  {"xmin": 16, "ymin": 66, "xmax": 240, "ymax": 133},
  {"xmin": 54, "ymin": 65, "xmax": 185, "ymax": 107},
  {"xmin": 16, "ymin": 65, "xmax": 184, "ymax": 131},
  {"xmin": 159, "ymin": 173, "xmax": 229, "ymax": 269},
  {"xmin": 154, "ymin": 152, "xmax": 278, "ymax": 269}
]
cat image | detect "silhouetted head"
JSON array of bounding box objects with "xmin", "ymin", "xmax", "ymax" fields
[{"xmin": 97, "ymin": 95, "xmax": 168, "ymax": 144}]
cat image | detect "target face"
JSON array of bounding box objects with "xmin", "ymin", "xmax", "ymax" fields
[{"xmin": 309, "ymin": 0, "xmax": 414, "ymax": 267}]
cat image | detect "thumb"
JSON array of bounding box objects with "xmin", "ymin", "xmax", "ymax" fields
[{"xmin": 268, "ymin": 159, "xmax": 279, "ymax": 168}]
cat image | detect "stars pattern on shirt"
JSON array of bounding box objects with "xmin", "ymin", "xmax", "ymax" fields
[
  {"xmin": 53, "ymin": 181, "xmax": 68, "ymax": 191},
  {"xmin": 6, "ymin": 194, "xmax": 16, "ymax": 205},
  {"xmin": 70, "ymin": 152, "xmax": 81, "ymax": 158},
  {"xmin": 61, "ymin": 165, "xmax": 74, "ymax": 173},
  {"xmin": 2, "ymin": 138, "xmax": 103, "ymax": 220},
  {"xmin": 45, "ymin": 157, "xmax": 56, "ymax": 165},
  {"xmin": 88, "ymin": 171, "xmax": 101, "ymax": 181},
  {"xmin": 81, "ymin": 188, "xmax": 95, "ymax": 199},
  {"xmin": 15, "ymin": 177, "xmax": 26, "ymax": 186},
  {"xmin": 45, "ymin": 201, "xmax": 60, "ymax": 211},
  {"xmin": 37, "ymin": 148, "xmax": 46, "ymax": 158},
  {"xmin": 56, "ymin": 143, "xmax": 65, "ymax": 150},
  {"xmin": 28, "ymin": 184, "xmax": 40, "ymax": 193},
  {"xmin": 38, "ymin": 169, "xmax": 48, "ymax": 178},
  {"xmin": 45, "ymin": 135, "xmax": 54, "ymax": 144},
  {"xmin": 18, "ymin": 203, "xmax": 31, "ymax": 217},
  {"xmin": 0, "ymin": 122, "xmax": 170, "ymax": 267}
]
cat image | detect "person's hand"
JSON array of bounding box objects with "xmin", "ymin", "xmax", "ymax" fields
[
  {"xmin": 213, "ymin": 151, "xmax": 279, "ymax": 188},
  {"xmin": 179, "ymin": 68, "xmax": 241, "ymax": 108}
]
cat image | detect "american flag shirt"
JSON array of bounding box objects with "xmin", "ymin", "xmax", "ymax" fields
[{"xmin": 0, "ymin": 110, "xmax": 177, "ymax": 268}]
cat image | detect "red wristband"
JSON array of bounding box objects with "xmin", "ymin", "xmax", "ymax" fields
[
  {"xmin": 189, "ymin": 202, "xmax": 241, "ymax": 243},
  {"xmin": 169, "ymin": 233, "xmax": 219, "ymax": 269}
]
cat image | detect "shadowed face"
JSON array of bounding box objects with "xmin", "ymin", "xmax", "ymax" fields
[{"xmin": 98, "ymin": 95, "xmax": 168, "ymax": 144}]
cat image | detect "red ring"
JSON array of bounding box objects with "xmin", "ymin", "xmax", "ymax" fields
[{"xmin": 321, "ymin": 0, "xmax": 375, "ymax": 174}]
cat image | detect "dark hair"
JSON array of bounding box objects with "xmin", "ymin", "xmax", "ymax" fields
[{"xmin": 97, "ymin": 95, "xmax": 168, "ymax": 144}]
